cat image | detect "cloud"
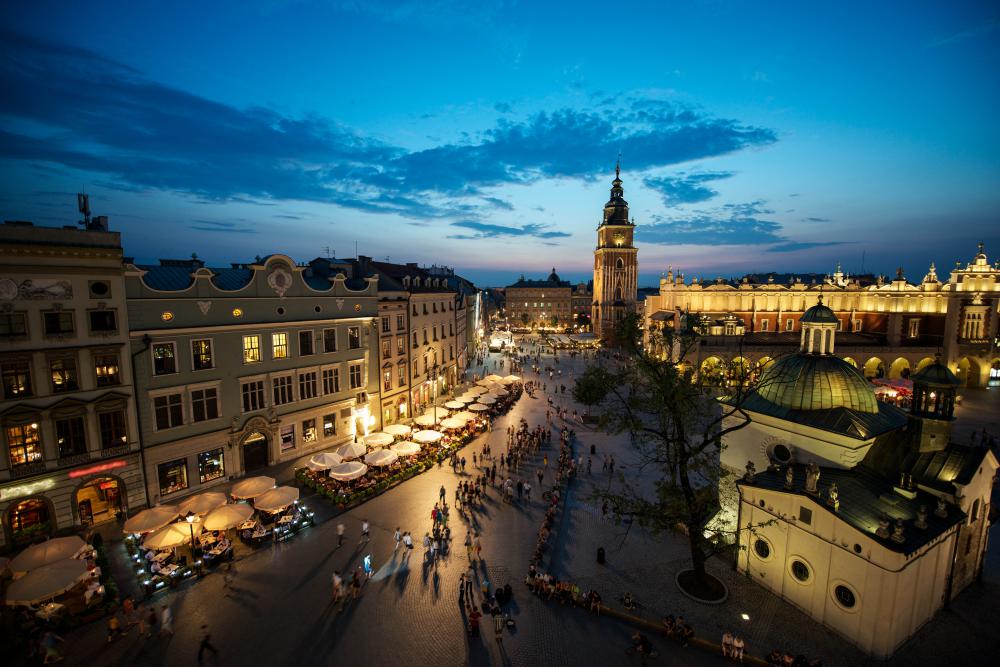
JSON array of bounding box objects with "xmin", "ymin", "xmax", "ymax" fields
[
  {"xmin": 0, "ymin": 29, "xmax": 777, "ymax": 226},
  {"xmin": 448, "ymin": 220, "xmax": 571, "ymax": 240},
  {"xmin": 927, "ymin": 18, "xmax": 1000, "ymax": 48},
  {"xmin": 639, "ymin": 199, "xmax": 840, "ymax": 252},
  {"xmin": 643, "ymin": 171, "xmax": 733, "ymax": 205},
  {"xmin": 802, "ymin": 216, "xmax": 830, "ymax": 223},
  {"xmin": 482, "ymin": 196, "xmax": 514, "ymax": 210},
  {"xmin": 274, "ymin": 214, "xmax": 304, "ymax": 220},
  {"xmin": 494, "ymin": 102, "xmax": 513, "ymax": 114}
]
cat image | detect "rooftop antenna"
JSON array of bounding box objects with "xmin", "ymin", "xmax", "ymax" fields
[
  {"xmin": 77, "ymin": 192, "xmax": 91, "ymax": 229},
  {"xmin": 355, "ymin": 240, "xmax": 358, "ymax": 258},
  {"xmin": 323, "ymin": 246, "xmax": 332, "ymax": 259}
]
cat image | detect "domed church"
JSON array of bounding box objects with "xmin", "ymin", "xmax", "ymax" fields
[{"xmin": 720, "ymin": 298, "xmax": 998, "ymax": 658}]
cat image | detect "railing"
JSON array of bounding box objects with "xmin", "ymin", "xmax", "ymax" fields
[
  {"xmin": 100, "ymin": 444, "xmax": 132, "ymax": 458},
  {"xmin": 10, "ymin": 460, "xmax": 48, "ymax": 478},
  {"xmin": 57, "ymin": 452, "xmax": 92, "ymax": 467}
]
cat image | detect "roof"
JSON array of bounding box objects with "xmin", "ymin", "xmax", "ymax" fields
[
  {"xmin": 738, "ymin": 464, "xmax": 965, "ymax": 554},
  {"xmin": 506, "ymin": 276, "xmax": 571, "ymax": 289},
  {"xmin": 911, "ymin": 360, "xmax": 962, "ymax": 387},
  {"xmin": 135, "ymin": 265, "xmax": 195, "ymax": 290},
  {"xmin": 756, "ymin": 353, "xmax": 879, "ymax": 413},
  {"xmin": 734, "ymin": 392, "xmax": 908, "ymax": 440},
  {"xmin": 903, "ymin": 443, "xmax": 992, "ymax": 492},
  {"xmin": 800, "ymin": 299, "xmax": 839, "ymax": 324}
]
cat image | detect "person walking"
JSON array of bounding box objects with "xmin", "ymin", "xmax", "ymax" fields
[
  {"xmin": 393, "ymin": 527, "xmax": 402, "ymax": 551},
  {"xmin": 332, "ymin": 570, "xmax": 344, "ymax": 603},
  {"xmin": 465, "ymin": 530, "xmax": 473, "ymax": 560},
  {"xmin": 466, "ymin": 565, "xmax": 475, "ymax": 599},
  {"xmin": 439, "ymin": 485, "xmax": 446, "ymax": 503},
  {"xmin": 222, "ymin": 562, "xmax": 236, "ymax": 593},
  {"xmin": 136, "ymin": 604, "xmax": 150, "ymax": 638},
  {"xmin": 336, "ymin": 522, "xmax": 345, "ymax": 547},
  {"xmin": 361, "ymin": 519, "xmax": 370, "ymax": 543},
  {"xmin": 159, "ymin": 604, "xmax": 174, "ymax": 637},
  {"xmin": 197, "ymin": 625, "xmax": 218, "ymax": 666}
]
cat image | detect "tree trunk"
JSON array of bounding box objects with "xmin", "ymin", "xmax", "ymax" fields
[{"xmin": 676, "ymin": 429, "xmax": 708, "ymax": 583}]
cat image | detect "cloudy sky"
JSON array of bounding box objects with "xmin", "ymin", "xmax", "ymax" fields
[{"xmin": 1, "ymin": 1, "xmax": 997, "ymax": 286}]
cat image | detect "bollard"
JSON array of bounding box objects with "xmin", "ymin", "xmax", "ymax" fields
[
  {"xmin": 590, "ymin": 444, "xmax": 596, "ymax": 455},
  {"xmin": 597, "ymin": 547, "xmax": 606, "ymax": 564}
]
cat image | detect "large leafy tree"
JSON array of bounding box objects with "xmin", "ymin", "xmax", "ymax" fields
[{"xmin": 575, "ymin": 313, "xmax": 770, "ymax": 594}]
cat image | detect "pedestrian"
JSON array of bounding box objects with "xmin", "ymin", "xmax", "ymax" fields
[
  {"xmin": 403, "ymin": 531, "xmax": 414, "ymax": 552},
  {"xmin": 361, "ymin": 519, "xmax": 370, "ymax": 543},
  {"xmin": 351, "ymin": 571, "xmax": 363, "ymax": 599},
  {"xmin": 394, "ymin": 527, "xmax": 401, "ymax": 550},
  {"xmin": 144, "ymin": 605, "xmax": 157, "ymax": 637},
  {"xmin": 466, "ymin": 565, "xmax": 475, "ymax": 598},
  {"xmin": 41, "ymin": 630, "xmax": 64, "ymax": 664},
  {"xmin": 159, "ymin": 604, "xmax": 173, "ymax": 637},
  {"xmin": 733, "ymin": 635, "xmax": 745, "ymax": 662},
  {"xmin": 423, "ymin": 532, "xmax": 432, "ymax": 558},
  {"xmin": 609, "ymin": 456, "xmax": 615, "ymax": 474},
  {"xmin": 465, "ymin": 530, "xmax": 473, "ymax": 559},
  {"xmin": 222, "ymin": 562, "xmax": 236, "ymax": 592},
  {"xmin": 524, "ymin": 481, "xmax": 531, "ymax": 502},
  {"xmin": 459, "ymin": 573, "xmax": 467, "ymax": 604},
  {"xmin": 440, "ymin": 485, "xmax": 446, "ymax": 502},
  {"xmin": 136, "ymin": 603, "xmax": 149, "ymax": 638},
  {"xmin": 473, "ymin": 532, "xmax": 482, "ymax": 561},
  {"xmin": 337, "ymin": 522, "xmax": 345, "ymax": 547},
  {"xmin": 723, "ymin": 631, "xmax": 734, "ymax": 658},
  {"xmin": 198, "ymin": 625, "xmax": 218, "ymax": 666},
  {"xmin": 332, "ymin": 570, "xmax": 344, "ymax": 603},
  {"xmin": 106, "ymin": 612, "xmax": 122, "ymax": 643},
  {"xmin": 122, "ymin": 595, "xmax": 136, "ymax": 627}
]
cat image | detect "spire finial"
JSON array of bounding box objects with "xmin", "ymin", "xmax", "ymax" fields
[{"xmin": 615, "ymin": 152, "xmax": 621, "ymax": 179}]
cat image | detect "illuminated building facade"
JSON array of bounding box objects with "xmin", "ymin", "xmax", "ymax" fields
[{"xmin": 0, "ymin": 220, "xmax": 144, "ymax": 548}]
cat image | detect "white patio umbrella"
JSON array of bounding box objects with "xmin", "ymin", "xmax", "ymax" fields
[
  {"xmin": 178, "ymin": 492, "xmax": 227, "ymax": 516},
  {"xmin": 144, "ymin": 520, "xmax": 203, "ymax": 550},
  {"xmin": 475, "ymin": 379, "xmax": 493, "ymax": 387},
  {"xmin": 444, "ymin": 400, "xmax": 466, "ymax": 410},
  {"xmin": 485, "ymin": 374, "xmax": 504, "ymax": 383},
  {"xmin": 203, "ymin": 504, "xmax": 254, "ymax": 531},
  {"xmin": 329, "ymin": 461, "xmax": 368, "ymax": 481},
  {"xmin": 454, "ymin": 395, "xmax": 476, "ymax": 404},
  {"xmin": 254, "ymin": 487, "xmax": 300, "ymax": 513},
  {"xmin": 414, "ymin": 414, "xmax": 438, "ymax": 427},
  {"xmin": 488, "ymin": 387, "xmax": 508, "ymax": 396},
  {"xmin": 468, "ymin": 385, "xmax": 487, "ymax": 394},
  {"xmin": 336, "ymin": 441, "xmax": 366, "ymax": 460},
  {"xmin": 364, "ymin": 432, "xmax": 394, "ymax": 448},
  {"xmin": 439, "ymin": 417, "xmax": 467, "ymax": 430},
  {"xmin": 9, "ymin": 536, "xmax": 88, "ymax": 574},
  {"xmin": 454, "ymin": 410, "xmax": 477, "ymax": 421},
  {"xmin": 412, "ymin": 429, "xmax": 444, "ymax": 444},
  {"xmin": 468, "ymin": 403, "xmax": 489, "ymax": 412},
  {"xmin": 423, "ymin": 406, "xmax": 448, "ymax": 421},
  {"xmin": 308, "ymin": 451, "xmax": 343, "ymax": 471},
  {"xmin": 230, "ymin": 476, "xmax": 276, "ymax": 499},
  {"xmin": 383, "ymin": 423, "xmax": 411, "ymax": 437},
  {"xmin": 477, "ymin": 395, "xmax": 497, "ymax": 405},
  {"xmin": 123, "ymin": 505, "xmax": 179, "ymax": 535},
  {"xmin": 364, "ymin": 449, "xmax": 399, "ymax": 467},
  {"xmin": 5, "ymin": 559, "xmax": 89, "ymax": 606},
  {"xmin": 391, "ymin": 441, "xmax": 421, "ymax": 457},
  {"xmin": 502, "ymin": 375, "xmax": 521, "ymax": 384}
]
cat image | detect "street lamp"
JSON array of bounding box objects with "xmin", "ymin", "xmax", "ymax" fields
[{"xmin": 184, "ymin": 510, "xmax": 201, "ymax": 574}]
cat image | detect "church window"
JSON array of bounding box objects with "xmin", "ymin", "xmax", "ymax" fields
[
  {"xmin": 753, "ymin": 538, "xmax": 771, "ymax": 560},
  {"xmin": 833, "ymin": 585, "xmax": 856, "ymax": 609},
  {"xmin": 615, "ymin": 257, "xmax": 624, "ymax": 270},
  {"xmin": 790, "ymin": 559, "xmax": 811, "ymax": 582},
  {"xmin": 971, "ymin": 499, "xmax": 980, "ymax": 522}
]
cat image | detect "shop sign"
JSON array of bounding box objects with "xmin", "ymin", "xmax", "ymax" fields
[
  {"xmin": 0, "ymin": 478, "xmax": 56, "ymax": 501},
  {"xmin": 68, "ymin": 459, "xmax": 128, "ymax": 478}
]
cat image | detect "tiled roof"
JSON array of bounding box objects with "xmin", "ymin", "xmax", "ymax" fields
[
  {"xmin": 136, "ymin": 265, "xmax": 195, "ymax": 291},
  {"xmin": 210, "ymin": 268, "xmax": 252, "ymax": 291},
  {"xmin": 730, "ymin": 392, "xmax": 908, "ymax": 440}
]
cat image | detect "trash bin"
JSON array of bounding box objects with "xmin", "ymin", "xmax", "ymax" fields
[
  {"xmin": 597, "ymin": 547, "xmax": 605, "ymax": 564},
  {"xmin": 590, "ymin": 444, "xmax": 596, "ymax": 455}
]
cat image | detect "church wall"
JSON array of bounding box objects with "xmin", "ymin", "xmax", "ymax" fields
[
  {"xmin": 721, "ymin": 412, "xmax": 873, "ymax": 472},
  {"xmin": 951, "ymin": 454, "xmax": 998, "ymax": 595}
]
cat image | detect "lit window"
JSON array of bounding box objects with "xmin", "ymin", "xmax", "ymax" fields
[
  {"xmin": 272, "ymin": 332, "xmax": 288, "ymax": 359},
  {"xmin": 349, "ymin": 363, "xmax": 363, "ymax": 389},
  {"xmin": 7, "ymin": 422, "xmax": 43, "ymax": 467},
  {"xmin": 243, "ymin": 335, "xmax": 261, "ymax": 364},
  {"xmin": 348, "ymin": 326, "xmax": 361, "ymax": 349},
  {"xmin": 152, "ymin": 343, "xmax": 176, "ymax": 375},
  {"xmin": 192, "ymin": 339, "xmax": 213, "ymax": 370},
  {"xmin": 198, "ymin": 448, "xmax": 225, "ymax": 483}
]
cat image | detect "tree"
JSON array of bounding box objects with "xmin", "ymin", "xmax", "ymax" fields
[
  {"xmin": 520, "ymin": 312, "xmax": 530, "ymax": 327},
  {"xmin": 574, "ymin": 313, "xmax": 771, "ymax": 599},
  {"xmin": 549, "ymin": 315, "xmax": 559, "ymax": 329}
]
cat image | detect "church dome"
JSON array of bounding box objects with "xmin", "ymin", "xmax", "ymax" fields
[
  {"xmin": 911, "ymin": 359, "xmax": 961, "ymax": 387},
  {"xmin": 757, "ymin": 354, "xmax": 878, "ymax": 413},
  {"xmin": 800, "ymin": 298, "xmax": 838, "ymax": 324},
  {"xmin": 547, "ymin": 268, "xmax": 561, "ymax": 283}
]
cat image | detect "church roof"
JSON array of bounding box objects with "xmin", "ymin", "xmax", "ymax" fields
[
  {"xmin": 738, "ymin": 464, "xmax": 966, "ymax": 554},
  {"xmin": 911, "ymin": 360, "xmax": 962, "ymax": 387},
  {"xmin": 734, "ymin": 392, "xmax": 908, "ymax": 440},
  {"xmin": 755, "ymin": 354, "xmax": 880, "ymax": 413},
  {"xmin": 800, "ymin": 298, "xmax": 839, "ymax": 324}
]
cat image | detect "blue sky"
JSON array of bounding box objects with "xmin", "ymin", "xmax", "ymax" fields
[{"xmin": 1, "ymin": 1, "xmax": 998, "ymax": 287}]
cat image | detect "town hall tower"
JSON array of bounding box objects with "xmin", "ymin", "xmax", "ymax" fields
[{"xmin": 592, "ymin": 162, "xmax": 638, "ymax": 341}]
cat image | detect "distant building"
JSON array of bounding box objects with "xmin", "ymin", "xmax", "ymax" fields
[
  {"xmin": 0, "ymin": 221, "xmax": 144, "ymax": 548},
  {"xmin": 505, "ymin": 270, "xmax": 572, "ymax": 329},
  {"xmin": 592, "ymin": 163, "xmax": 639, "ymax": 341}
]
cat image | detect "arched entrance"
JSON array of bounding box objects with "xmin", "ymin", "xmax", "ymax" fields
[
  {"xmin": 863, "ymin": 357, "xmax": 885, "ymax": 379},
  {"xmin": 699, "ymin": 356, "xmax": 725, "ymax": 386},
  {"xmin": 956, "ymin": 357, "xmax": 982, "ymax": 387},
  {"xmin": 888, "ymin": 357, "xmax": 911, "ymax": 380},
  {"xmin": 915, "ymin": 357, "xmax": 935, "ymax": 373},
  {"xmin": 242, "ymin": 431, "xmax": 270, "ymax": 473},
  {"xmin": 5, "ymin": 496, "xmax": 55, "ymax": 546},
  {"xmin": 74, "ymin": 476, "xmax": 126, "ymax": 526},
  {"xmin": 990, "ymin": 359, "xmax": 1000, "ymax": 388}
]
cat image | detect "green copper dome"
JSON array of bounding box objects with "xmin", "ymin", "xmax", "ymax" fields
[
  {"xmin": 800, "ymin": 299, "xmax": 839, "ymax": 324},
  {"xmin": 757, "ymin": 354, "xmax": 878, "ymax": 413},
  {"xmin": 911, "ymin": 360, "xmax": 961, "ymax": 387}
]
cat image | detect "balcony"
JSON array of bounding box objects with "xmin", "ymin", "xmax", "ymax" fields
[
  {"xmin": 100, "ymin": 444, "xmax": 132, "ymax": 458},
  {"xmin": 11, "ymin": 459, "xmax": 48, "ymax": 478},
  {"xmin": 57, "ymin": 452, "xmax": 92, "ymax": 468}
]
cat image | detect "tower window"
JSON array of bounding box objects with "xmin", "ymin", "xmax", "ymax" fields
[{"xmin": 615, "ymin": 257, "xmax": 624, "ymax": 269}]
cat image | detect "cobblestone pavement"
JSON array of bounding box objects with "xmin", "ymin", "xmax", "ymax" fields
[{"xmin": 21, "ymin": 342, "xmax": 999, "ymax": 666}]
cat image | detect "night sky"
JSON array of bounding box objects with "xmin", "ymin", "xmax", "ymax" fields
[{"xmin": 1, "ymin": 1, "xmax": 997, "ymax": 287}]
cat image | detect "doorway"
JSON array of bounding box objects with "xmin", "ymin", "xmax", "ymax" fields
[
  {"xmin": 75, "ymin": 477, "xmax": 124, "ymax": 526},
  {"xmin": 243, "ymin": 432, "xmax": 269, "ymax": 472}
]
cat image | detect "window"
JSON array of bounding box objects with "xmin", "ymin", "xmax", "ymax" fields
[
  {"xmin": 43, "ymin": 311, "xmax": 74, "ymax": 336},
  {"xmin": 432, "ymin": 303, "xmax": 438, "ymax": 313},
  {"xmin": 6, "ymin": 422, "xmax": 43, "ymax": 467},
  {"xmin": 302, "ymin": 418, "xmax": 317, "ymax": 443},
  {"xmin": 397, "ymin": 336, "xmax": 405, "ymax": 355},
  {"xmin": 383, "ymin": 369, "xmax": 392, "ymax": 391},
  {"xmin": 422, "ymin": 304, "xmax": 428, "ymax": 315},
  {"xmin": 55, "ymin": 417, "xmax": 87, "ymax": 458},
  {"xmin": 412, "ymin": 332, "xmax": 418, "ymax": 348},
  {"xmin": 153, "ymin": 393, "xmax": 184, "ymax": 430},
  {"xmin": 450, "ymin": 323, "xmax": 454, "ymax": 336},
  {"xmin": 396, "ymin": 314, "xmax": 405, "ymax": 330},
  {"xmin": 433, "ymin": 327, "xmax": 438, "ymax": 341},
  {"xmin": 616, "ymin": 257, "xmax": 624, "ymax": 269},
  {"xmin": 323, "ymin": 413, "xmax": 337, "ymax": 438},
  {"xmin": 785, "ymin": 318, "xmax": 794, "ymax": 332},
  {"xmin": 2, "ymin": 361, "xmax": 33, "ymax": 398},
  {"xmin": 191, "ymin": 387, "xmax": 219, "ymax": 422},
  {"xmin": 272, "ymin": 375, "xmax": 294, "ymax": 405},
  {"xmin": 280, "ymin": 424, "xmax": 295, "ymax": 451},
  {"xmin": 322, "ymin": 367, "xmax": 340, "ymax": 394},
  {"xmin": 836, "ymin": 319, "xmax": 843, "ymax": 331},
  {"xmin": 299, "ymin": 330, "xmax": 314, "ymax": 356},
  {"xmin": 833, "ymin": 584, "xmax": 856, "ymax": 609},
  {"xmin": 192, "ymin": 339, "xmax": 213, "ymax": 370},
  {"xmin": 798, "ymin": 506, "xmax": 812, "ymax": 525},
  {"xmin": 382, "ymin": 339, "xmax": 392, "ymax": 358},
  {"xmin": 381, "ymin": 317, "xmax": 390, "ymax": 333},
  {"xmin": 853, "ymin": 320, "xmax": 862, "ymax": 333},
  {"xmin": 50, "ymin": 358, "xmax": 79, "ymax": 393},
  {"xmin": 0, "ymin": 312, "xmax": 28, "ymax": 338},
  {"xmin": 790, "ymin": 559, "xmax": 811, "ymax": 583},
  {"xmin": 98, "ymin": 410, "xmax": 127, "ymax": 449},
  {"xmin": 423, "ymin": 329, "xmax": 428, "ymax": 344},
  {"xmin": 157, "ymin": 459, "xmax": 188, "ymax": 496},
  {"xmin": 88, "ymin": 309, "xmax": 117, "ymax": 333},
  {"xmin": 398, "ymin": 365, "xmax": 406, "ymax": 386},
  {"xmin": 753, "ymin": 538, "xmax": 771, "ymax": 560},
  {"xmin": 272, "ymin": 332, "xmax": 288, "ymax": 359},
  {"xmin": 908, "ymin": 318, "xmax": 921, "ymax": 339},
  {"xmin": 413, "ymin": 360, "xmax": 418, "ymax": 377},
  {"xmin": 349, "ymin": 363, "xmax": 363, "ymax": 389},
  {"xmin": 241, "ymin": 380, "xmax": 265, "ymax": 412},
  {"xmin": 348, "ymin": 326, "xmax": 361, "ymax": 349},
  {"xmin": 759, "ymin": 319, "xmax": 769, "ymax": 332},
  {"xmin": 299, "ymin": 371, "xmax": 317, "ymax": 399},
  {"xmin": 94, "ymin": 353, "xmax": 120, "ymax": 386},
  {"xmin": 323, "ymin": 328, "xmax": 337, "ymax": 353},
  {"xmin": 152, "ymin": 343, "xmax": 177, "ymax": 375},
  {"xmin": 198, "ymin": 448, "xmax": 225, "ymax": 483},
  {"xmin": 243, "ymin": 335, "xmax": 261, "ymax": 364}
]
